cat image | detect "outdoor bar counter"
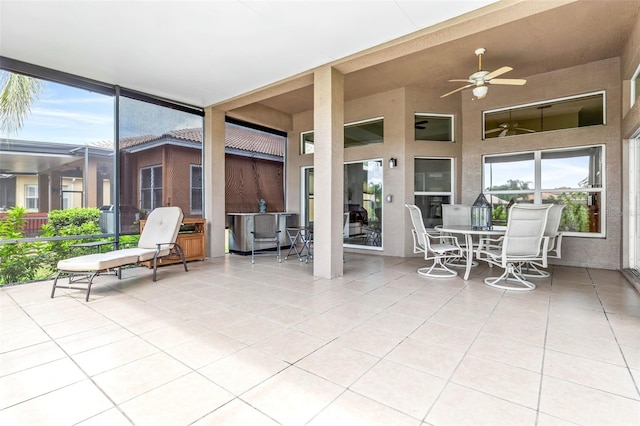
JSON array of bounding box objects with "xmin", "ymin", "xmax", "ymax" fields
[{"xmin": 227, "ymin": 212, "xmax": 298, "ymax": 254}]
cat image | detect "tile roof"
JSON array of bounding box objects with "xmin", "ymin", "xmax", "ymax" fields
[{"xmin": 95, "ymin": 124, "xmax": 284, "ymax": 157}]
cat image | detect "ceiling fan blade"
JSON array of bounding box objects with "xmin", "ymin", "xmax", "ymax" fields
[
  {"xmin": 489, "ymin": 78, "xmax": 527, "ymax": 85},
  {"xmin": 441, "ymin": 83, "xmax": 474, "ymax": 98},
  {"xmin": 499, "ymin": 128, "xmax": 509, "ymax": 137},
  {"xmin": 484, "ymin": 66, "xmax": 512, "ymax": 80},
  {"xmin": 448, "ymin": 79, "xmax": 472, "ymax": 83},
  {"xmin": 514, "ymin": 127, "xmax": 536, "ymax": 133},
  {"xmin": 485, "ymin": 128, "xmax": 504, "ymax": 134}
]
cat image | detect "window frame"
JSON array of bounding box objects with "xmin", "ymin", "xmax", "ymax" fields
[
  {"xmin": 631, "ymin": 63, "xmax": 640, "ymax": 109},
  {"xmin": 24, "ymin": 184, "xmax": 38, "ymax": 211},
  {"xmin": 413, "ymin": 157, "xmax": 455, "ymax": 229},
  {"xmin": 482, "ymin": 91, "xmax": 606, "ymax": 140},
  {"xmin": 190, "ymin": 164, "xmax": 203, "ymax": 215},
  {"xmin": 414, "ymin": 113, "xmax": 455, "ymax": 142},
  {"xmin": 300, "ymin": 116, "xmax": 384, "ymax": 154},
  {"xmin": 483, "ymin": 144, "xmax": 606, "ymax": 238},
  {"xmin": 140, "ymin": 165, "xmax": 162, "ymax": 212}
]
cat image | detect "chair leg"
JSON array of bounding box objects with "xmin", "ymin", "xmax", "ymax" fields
[
  {"xmin": 51, "ymin": 271, "xmax": 99, "ymax": 301},
  {"xmin": 153, "ymin": 255, "xmax": 158, "ymax": 281},
  {"xmin": 277, "ymin": 239, "xmax": 281, "ymax": 263},
  {"xmin": 175, "ymin": 243, "xmax": 188, "ymax": 272},
  {"xmin": 519, "ymin": 262, "xmax": 550, "ymax": 278},
  {"xmin": 51, "ymin": 272, "xmax": 61, "ymax": 299},
  {"xmin": 484, "ymin": 263, "xmax": 536, "ymax": 291},
  {"xmin": 417, "ymin": 255, "xmax": 458, "ymax": 278},
  {"xmin": 251, "ymin": 237, "xmax": 255, "ymax": 264}
]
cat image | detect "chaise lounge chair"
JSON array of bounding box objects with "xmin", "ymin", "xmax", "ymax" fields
[{"xmin": 51, "ymin": 206, "xmax": 188, "ymax": 301}]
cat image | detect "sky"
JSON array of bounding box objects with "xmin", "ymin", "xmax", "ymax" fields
[
  {"xmin": 0, "ymin": 72, "xmax": 202, "ymax": 144},
  {"xmin": 0, "ymin": 72, "xmax": 114, "ymax": 144}
]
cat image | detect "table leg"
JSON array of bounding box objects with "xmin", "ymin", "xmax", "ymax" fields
[
  {"xmin": 286, "ymin": 230, "xmax": 302, "ymax": 260},
  {"xmin": 463, "ymin": 234, "xmax": 473, "ymax": 280}
]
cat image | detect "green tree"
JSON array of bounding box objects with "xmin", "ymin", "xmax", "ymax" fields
[{"xmin": 0, "ymin": 72, "xmax": 44, "ymax": 136}]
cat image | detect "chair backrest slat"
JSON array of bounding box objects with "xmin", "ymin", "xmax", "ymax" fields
[
  {"xmin": 504, "ymin": 204, "xmax": 551, "ymax": 256},
  {"xmin": 253, "ymin": 214, "xmax": 279, "ymax": 238}
]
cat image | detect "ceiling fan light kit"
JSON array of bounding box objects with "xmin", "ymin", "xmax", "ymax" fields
[
  {"xmin": 473, "ymin": 85, "xmax": 489, "ymax": 99},
  {"xmin": 441, "ymin": 48, "xmax": 527, "ymax": 99}
]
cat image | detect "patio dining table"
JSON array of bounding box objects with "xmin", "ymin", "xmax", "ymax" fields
[{"xmin": 435, "ymin": 225, "xmax": 506, "ymax": 280}]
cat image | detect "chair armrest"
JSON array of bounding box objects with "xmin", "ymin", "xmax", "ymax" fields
[
  {"xmin": 155, "ymin": 242, "xmax": 176, "ymax": 251},
  {"xmin": 425, "ymin": 233, "xmax": 461, "ymax": 247},
  {"xmin": 477, "ymin": 236, "xmax": 504, "ymax": 250}
]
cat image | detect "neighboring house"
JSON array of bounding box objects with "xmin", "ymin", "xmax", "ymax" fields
[
  {"xmin": 0, "ymin": 122, "xmax": 284, "ymax": 230},
  {"xmin": 119, "ymin": 122, "xmax": 285, "ymax": 217}
]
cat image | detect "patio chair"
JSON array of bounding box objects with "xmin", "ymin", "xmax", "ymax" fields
[
  {"xmin": 251, "ymin": 213, "xmax": 281, "ymax": 264},
  {"xmin": 51, "ymin": 206, "xmax": 188, "ymax": 301},
  {"xmin": 406, "ymin": 204, "xmax": 464, "ymax": 278},
  {"xmin": 521, "ymin": 204, "xmax": 565, "ymax": 278},
  {"xmin": 476, "ymin": 204, "xmax": 552, "ymax": 291},
  {"xmin": 441, "ymin": 204, "xmax": 478, "ymax": 268}
]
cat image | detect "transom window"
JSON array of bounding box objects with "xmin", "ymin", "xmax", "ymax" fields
[
  {"xmin": 414, "ymin": 113, "xmax": 454, "ymax": 142},
  {"xmin": 301, "ymin": 117, "xmax": 383, "ymax": 154},
  {"xmin": 483, "ymin": 92, "xmax": 605, "ymax": 139},
  {"xmin": 483, "ymin": 145, "xmax": 604, "ymax": 236}
]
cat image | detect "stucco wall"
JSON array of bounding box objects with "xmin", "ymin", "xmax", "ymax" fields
[
  {"xmin": 282, "ymin": 58, "xmax": 626, "ymax": 270},
  {"xmin": 289, "ymin": 88, "xmax": 410, "ymax": 257},
  {"xmin": 461, "ymin": 58, "xmax": 622, "ymax": 270}
]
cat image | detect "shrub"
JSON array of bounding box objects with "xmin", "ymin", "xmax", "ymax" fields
[
  {"xmin": 0, "ymin": 207, "xmax": 49, "ymax": 284},
  {"xmin": 40, "ymin": 208, "xmax": 102, "ymax": 272}
]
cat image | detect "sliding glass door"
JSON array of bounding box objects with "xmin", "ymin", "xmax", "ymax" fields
[{"xmin": 303, "ymin": 159, "xmax": 383, "ymax": 249}]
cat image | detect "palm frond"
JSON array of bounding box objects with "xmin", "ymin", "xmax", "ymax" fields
[{"xmin": 0, "ymin": 73, "xmax": 44, "ymax": 135}]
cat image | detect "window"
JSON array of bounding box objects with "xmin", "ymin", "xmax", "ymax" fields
[
  {"xmin": 190, "ymin": 164, "xmax": 202, "ymax": 214},
  {"xmin": 483, "ymin": 145, "xmax": 604, "ymax": 236},
  {"xmin": 140, "ymin": 165, "xmax": 162, "ymax": 211},
  {"xmin": 483, "ymin": 92, "xmax": 605, "ymax": 139},
  {"xmin": 300, "ymin": 117, "xmax": 384, "ymax": 154},
  {"xmin": 24, "ymin": 184, "xmax": 38, "ymax": 211},
  {"xmin": 414, "ymin": 114, "xmax": 454, "ymax": 142},
  {"xmin": 414, "ymin": 158, "xmax": 454, "ymax": 228}
]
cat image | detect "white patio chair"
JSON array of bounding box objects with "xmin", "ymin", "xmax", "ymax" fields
[
  {"xmin": 476, "ymin": 204, "xmax": 552, "ymax": 291},
  {"xmin": 441, "ymin": 204, "xmax": 478, "ymax": 268},
  {"xmin": 406, "ymin": 204, "xmax": 463, "ymax": 278},
  {"xmin": 521, "ymin": 204, "xmax": 565, "ymax": 278}
]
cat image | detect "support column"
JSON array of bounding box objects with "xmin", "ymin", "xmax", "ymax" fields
[
  {"xmin": 313, "ymin": 66, "xmax": 344, "ymax": 278},
  {"xmin": 204, "ymin": 107, "xmax": 227, "ymax": 258}
]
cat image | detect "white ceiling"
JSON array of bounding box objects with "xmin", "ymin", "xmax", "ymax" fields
[{"xmin": 0, "ymin": 0, "xmax": 498, "ymax": 108}]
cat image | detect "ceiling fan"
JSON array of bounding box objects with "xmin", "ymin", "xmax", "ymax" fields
[
  {"xmin": 415, "ymin": 119, "xmax": 429, "ymax": 129},
  {"xmin": 485, "ymin": 122, "xmax": 536, "ymax": 137},
  {"xmin": 441, "ymin": 48, "xmax": 526, "ymax": 99},
  {"xmin": 485, "ymin": 109, "xmax": 535, "ymax": 137}
]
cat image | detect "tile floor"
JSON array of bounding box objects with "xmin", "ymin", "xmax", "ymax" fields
[{"xmin": 1, "ymin": 254, "xmax": 639, "ymax": 425}]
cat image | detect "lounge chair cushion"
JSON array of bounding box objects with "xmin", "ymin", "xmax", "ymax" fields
[{"xmin": 57, "ymin": 251, "xmax": 140, "ymax": 272}]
